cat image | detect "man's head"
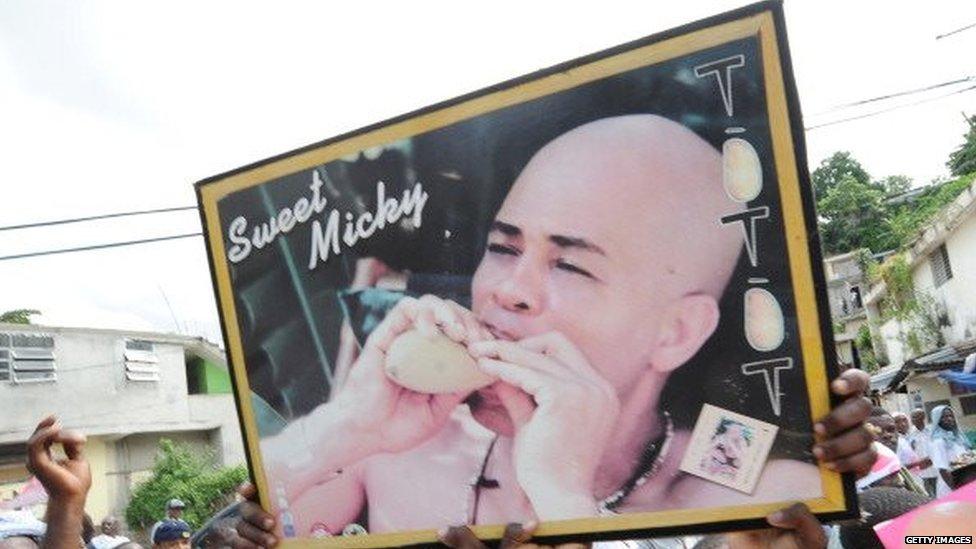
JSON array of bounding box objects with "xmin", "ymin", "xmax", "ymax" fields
[
  {"xmin": 938, "ymin": 407, "xmax": 958, "ymax": 431},
  {"xmin": 100, "ymin": 516, "xmax": 121, "ymax": 536},
  {"xmin": 893, "ymin": 412, "xmax": 910, "ymax": 435},
  {"xmin": 867, "ymin": 407, "xmax": 899, "ymax": 451},
  {"xmin": 911, "ymin": 408, "xmax": 927, "ymax": 431},
  {"xmin": 152, "ymin": 520, "xmax": 190, "ymax": 549},
  {"xmin": 470, "ymin": 115, "xmax": 742, "ymax": 434},
  {"xmin": 165, "ymin": 499, "xmax": 185, "ymax": 520}
]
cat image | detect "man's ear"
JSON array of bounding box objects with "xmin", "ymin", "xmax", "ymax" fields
[{"xmin": 648, "ymin": 293, "xmax": 720, "ymax": 373}]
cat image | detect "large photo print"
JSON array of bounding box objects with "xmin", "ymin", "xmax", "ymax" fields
[{"xmin": 197, "ymin": 2, "xmax": 855, "ymax": 545}]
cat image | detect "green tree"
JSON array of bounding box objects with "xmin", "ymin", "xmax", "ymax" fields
[
  {"xmin": 817, "ymin": 176, "xmax": 895, "ymax": 254},
  {"xmin": 0, "ymin": 309, "xmax": 41, "ymax": 324},
  {"xmin": 811, "ymin": 151, "xmax": 871, "ymax": 199},
  {"xmin": 947, "ymin": 114, "xmax": 976, "ymax": 177},
  {"xmin": 126, "ymin": 440, "xmax": 247, "ymax": 537},
  {"xmin": 877, "ymin": 174, "xmax": 913, "ymax": 196}
]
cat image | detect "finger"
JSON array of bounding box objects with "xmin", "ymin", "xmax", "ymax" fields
[
  {"xmin": 364, "ymin": 297, "xmax": 419, "ymax": 353},
  {"xmin": 500, "ymin": 521, "xmax": 538, "ymax": 549},
  {"xmin": 494, "ymin": 382, "xmax": 535, "ymax": 429},
  {"xmin": 438, "ymin": 525, "xmax": 487, "ymax": 549},
  {"xmin": 430, "ymin": 391, "xmax": 469, "ymax": 419},
  {"xmin": 766, "ymin": 503, "xmax": 826, "ymax": 548},
  {"xmin": 26, "ymin": 424, "xmax": 61, "ymax": 477},
  {"xmin": 814, "ymin": 395, "xmax": 871, "ymax": 437},
  {"xmin": 236, "ymin": 519, "xmax": 279, "ymax": 548},
  {"xmin": 832, "ymin": 369, "xmax": 869, "ymax": 398},
  {"xmin": 32, "ymin": 415, "xmax": 57, "ymax": 435},
  {"xmin": 517, "ymin": 332, "xmax": 590, "ymax": 372},
  {"xmin": 413, "ymin": 302, "xmax": 442, "ymax": 338},
  {"xmin": 812, "ymin": 426, "xmax": 873, "ymax": 463},
  {"xmin": 230, "ymin": 532, "xmax": 262, "ymax": 549},
  {"xmin": 824, "ymin": 446, "xmax": 878, "ymax": 476},
  {"xmin": 469, "ymin": 341, "xmax": 565, "ymax": 379},
  {"xmin": 446, "ymin": 300, "xmax": 491, "ymax": 343},
  {"xmin": 477, "ymin": 358, "xmax": 550, "ymax": 397},
  {"xmin": 424, "ymin": 296, "xmax": 468, "ymax": 343},
  {"xmin": 239, "ymin": 501, "xmax": 276, "ymax": 532},
  {"xmin": 54, "ymin": 430, "xmax": 87, "ymax": 461},
  {"xmin": 238, "ymin": 482, "xmax": 257, "ymax": 500}
]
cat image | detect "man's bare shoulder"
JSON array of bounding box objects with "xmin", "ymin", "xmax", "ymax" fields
[{"xmin": 665, "ymin": 459, "xmax": 822, "ymax": 509}]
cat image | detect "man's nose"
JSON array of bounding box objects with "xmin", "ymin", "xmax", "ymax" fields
[{"xmin": 492, "ymin": 256, "xmax": 545, "ymax": 314}]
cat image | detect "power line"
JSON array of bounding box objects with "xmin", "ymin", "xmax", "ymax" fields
[
  {"xmin": 937, "ymin": 22, "xmax": 976, "ymax": 40},
  {"xmin": 0, "ymin": 205, "xmax": 196, "ymax": 232},
  {"xmin": 811, "ymin": 76, "xmax": 974, "ymax": 115},
  {"xmin": 805, "ymin": 83, "xmax": 976, "ymax": 131},
  {"xmin": 0, "ymin": 233, "xmax": 202, "ymax": 262}
]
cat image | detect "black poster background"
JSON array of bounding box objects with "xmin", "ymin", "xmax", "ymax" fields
[{"xmin": 215, "ymin": 35, "xmax": 814, "ymax": 461}]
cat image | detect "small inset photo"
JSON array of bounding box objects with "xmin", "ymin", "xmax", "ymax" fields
[{"xmin": 681, "ymin": 404, "xmax": 778, "ymax": 494}]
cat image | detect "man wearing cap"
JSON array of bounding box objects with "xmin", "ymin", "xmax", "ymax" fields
[
  {"xmin": 148, "ymin": 501, "xmax": 187, "ymax": 546},
  {"xmin": 150, "ymin": 520, "xmax": 190, "ymax": 549}
]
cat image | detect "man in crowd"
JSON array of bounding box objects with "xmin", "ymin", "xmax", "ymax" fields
[
  {"xmin": 150, "ymin": 521, "xmax": 190, "ymax": 549},
  {"xmin": 907, "ymin": 408, "xmax": 938, "ymax": 496},
  {"xmin": 89, "ymin": 516, "xmax": 129, "ymax": 549},
  {"xmin": 148, "ymin": 501, "xmax": 187, "ymax": 545}
]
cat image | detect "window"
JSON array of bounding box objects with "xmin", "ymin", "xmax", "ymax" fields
[
  {"xmin": 124, "ymin": 340, "xmax": 159, "ymax": 382},
  {"xmin": 0, "ymin": 333, "xmax": 57, "ymax": 383},
  {"xmin": 850, "ymin": 286, "xmax": 863, "ymax": 310},
  {"xmin": 962, "ymin": 395, "xmax": 976, "ymax": 416},
  {"xmin": 930, "ymin": 243, "xmax": 953, "ymax": 288}
]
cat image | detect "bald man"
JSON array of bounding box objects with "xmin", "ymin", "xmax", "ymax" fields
[{"xmin": 244, "ymin": 115, "xmax": 874, "ymax": 541}]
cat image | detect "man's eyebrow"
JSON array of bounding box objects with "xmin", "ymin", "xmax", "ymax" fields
[
  {"xmin": 489, "ymin": 221, "xmax": 521, "ymax": 236},
  {"xmin": 550, "ymin": 234, "xmax": 606, "ymax": 256}
]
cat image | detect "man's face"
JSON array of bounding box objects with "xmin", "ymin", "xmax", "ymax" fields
[
  {"xmin": 868, "ymin": 415, "xmax": 899, "ymax": 450},
  {"xmin": 168, "ymin": 508, "xmax": 182, "ymax": 520},
  {"xmin": 155, "ymin": 540, "xmax": 189, "ymax": 549},
  {"xmin": 101, "ymin": 518, "xmax": 120, "ymax": 536},
  {"xmin": 469, "ymin": 116, "xmax": 734, "ymax": 435},
  {"xmin": 940, "ymin": 408, "xmax": 957, "ymax": 430},
  {"xmin": 895, "ymin": 415, "xmax": 910, "ymax": 435},
  {"xmin": 912, "ymin": 410, "xmax": 926, "ymax": 431}
]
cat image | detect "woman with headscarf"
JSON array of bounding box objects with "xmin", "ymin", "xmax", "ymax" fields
[{"xmin": 928, "ymin": 405, "xmax": 972, "ymax": 496}]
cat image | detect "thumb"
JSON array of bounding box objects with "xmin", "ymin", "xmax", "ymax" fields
[
  {"xmin": 494, "ymin": 383, "xmax": 534, "ymax": 429},
  {"xmin": 767, "ymin": 503, "xmax": 826, "ymax": 548}
]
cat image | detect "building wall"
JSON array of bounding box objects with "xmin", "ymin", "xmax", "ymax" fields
[
  {"xmin": 913, "ymin": 213, "xmax": 976, "ymax": 344},
  {"xmin": 0, "ymin": 328, "xmax": 191, "ymax": 443},
  {"xmin": 0, "ymin": 326, "xmax": 246, "ymax": 524},
  {"xmin": 906, "ymin": 375, "xmax": 976, "ymax": 437}
]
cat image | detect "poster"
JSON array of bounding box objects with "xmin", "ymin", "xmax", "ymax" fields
[{"xmin": 196, "ymin": 1, "xmax": 856, "ymax": 545}]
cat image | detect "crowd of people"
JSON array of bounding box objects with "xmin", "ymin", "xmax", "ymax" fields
[
  {"xmin": 1, "ymin": 370, "xmax": 974, "ymax": 548},
  {"xmin": 2, "ymin": 368, "xmax": 971, "ymax": 549}
]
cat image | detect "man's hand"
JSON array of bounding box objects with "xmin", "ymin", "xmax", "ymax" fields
[
  {"xmin": 28, "ymin": 415, "xmax": 91, "ymax": 549},
  {"xmin": 27, "ymin": 414, "xmax": 90, "ymax": 507},
  {"xmin": 439, "ymin": 522, "xmax": 588, "ymax": 549},
  {"xmin": 469, "ymin": 332, "xmax": 619, "ymax": 520},
  {"xmin": 811, "ymin": 369, "xmax": 876, "ymax": 477},
  {"xmin": 333, "ymin": 294, "xmax": 492, "ymax": 456},
  {"xmin": 725, "ymin": 503, "xmax": 826, "ymax": 549},
  {"xmin": 234, "ymin": 483, "xmax": 279, "ymax": 549}
]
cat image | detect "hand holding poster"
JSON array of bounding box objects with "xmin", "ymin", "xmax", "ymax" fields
[{"xmin": 196, "ymin": 1, "xmax": 857, "ymax": 545}]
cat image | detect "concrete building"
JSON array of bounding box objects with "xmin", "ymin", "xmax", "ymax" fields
[
  {"xmin": 823, "ymin": 250, "xmax": 871, "ymax": 371},
  {"xmin": 865, "ymin": 177, "xmax": 976, "ymax": 439},
  {"xmin": 0, "ymin": 324, "xmax": 244, "ymax": 524}
]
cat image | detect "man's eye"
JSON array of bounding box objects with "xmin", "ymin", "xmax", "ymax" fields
[
  {"xmin": 487, "ymin": 243, "xmax": 519, "ymax": 256},
  {"xmin": 555, "ymin": 259, "xmax": 596, "ymax": 280}
]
